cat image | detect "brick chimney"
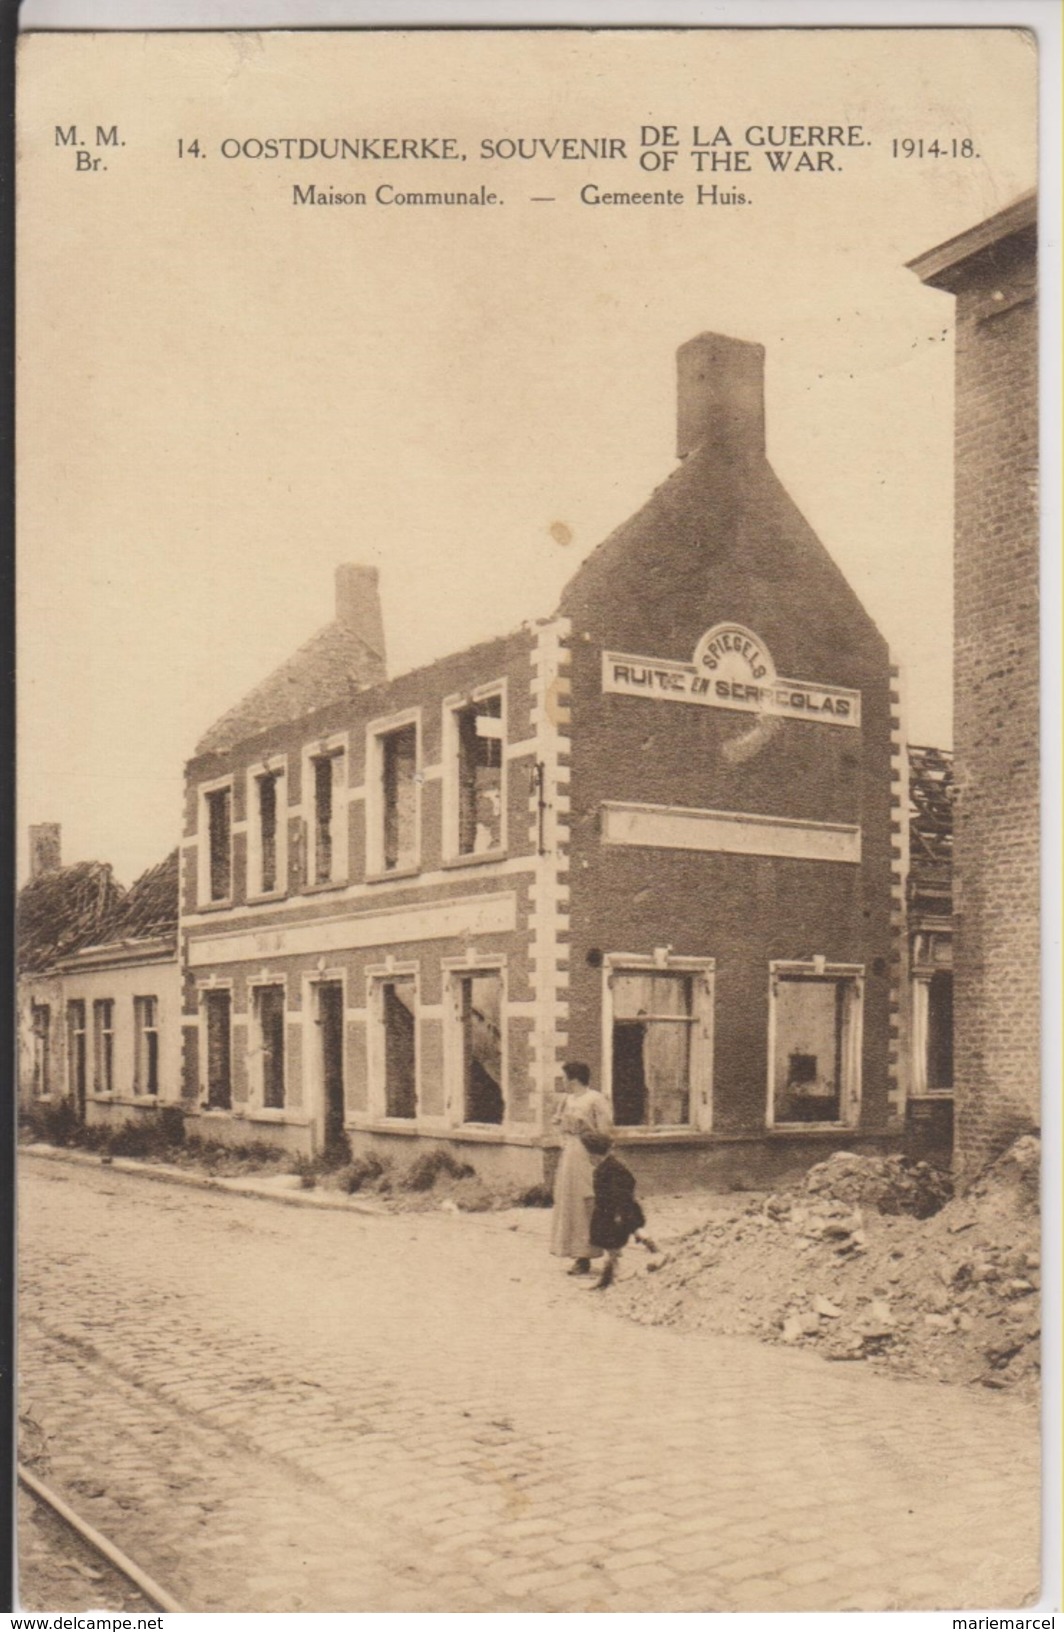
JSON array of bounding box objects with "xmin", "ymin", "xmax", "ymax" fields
[
  {"xmin": 676, "ymin": 333, "xmax": 766, "ymax": 461},
  {"xmin": 29, "ymin": 823, "xmax": 61, "ymax": 879},
  {"xmin": 335, "ymin": 564, "xmax": 386, "ymax": 666}
]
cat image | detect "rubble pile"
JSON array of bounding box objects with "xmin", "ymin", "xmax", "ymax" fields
[{"xmin": 612, "ymin": 1139, "xmax": 1041, "ymax": 1396}]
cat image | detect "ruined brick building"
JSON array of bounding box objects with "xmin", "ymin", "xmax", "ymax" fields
[
  {"xmin": 909, "ymin": 192, "xmax": 1040, "ymax": 1173},
  {"xmin": 177, "ymin": 333, "xmax": 901, "ymax": 1190}
]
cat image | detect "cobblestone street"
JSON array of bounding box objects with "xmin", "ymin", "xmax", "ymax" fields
[{"xmin": 18, "ymin": 1155, "xmax": 1040, "ymax": 1613}]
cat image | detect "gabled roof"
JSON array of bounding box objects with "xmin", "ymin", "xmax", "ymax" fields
[
  {"xmin": 17, "ymin": 860, "xmax": 124, "ymax": 974},
  {"xmin": 194, "ymin": 621, "xmax": 386, "ymax": 759},
  {"xmin": 908, "ymin": 744, "xmax": 953, "ymax": 901},
  {"xmin": 96, "ymin": 849, "xmax": 179, "ymax": 944}
]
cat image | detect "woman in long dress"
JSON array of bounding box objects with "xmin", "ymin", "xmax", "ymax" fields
[{"xmin": 550, "ymin": 1060, "xmax": 614, "ymax": 1274}]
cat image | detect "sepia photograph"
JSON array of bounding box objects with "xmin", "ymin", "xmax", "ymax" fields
[{"xmin": 14, "ymin": 17, "xmax": 1051, "ymax": 1615}]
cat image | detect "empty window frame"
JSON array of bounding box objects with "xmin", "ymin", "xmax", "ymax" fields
[
  {"xmin": 380, "ymin": 724, "xmax": 418, "ymax": 873},
  {"xmin": 250, "ymin": 762, "xmax": 286, "ymax": 897},
  {"xmin": 66, "ymin": 1000, "xmax": 87, "ymax": 1110},
  {"xmin": 92, "ymin": 999, "xmax": 115, "ymax": 1095},
  {"xmin": 253, "ymin": 985, "xmax": 286, "ymax": 1110},
  {"xmin": 203, "ymin": 988, "xmax": 232, "ymax": 1111},
  {"xmin": 926, "ymin": 971, "xmax": 953, "ymax": 1092},
  {"xmin": 373, "ymin": 976, "xmax": 417, "ymax": 1118},
  {"xmin": 449, "ymin": 690, "xmax": 504, "ymax": 856},
  {"xmin": 30, "ymin": 1004, "xmax": 51, "ymax": 1097},
  {"xmin": 134, "ymin": 996, "xmax": 160, "ymax": 1097},
  {"xmin": 307, "ymin": 742, "xmax": 346, "ymax": 886},
  {"xmin": 452, "ymin": 970, "xmax": 504, "ymax": 1124},
  {"xmin": 769, "ymin": 965, "xmax": 863, "ymax": 1127},
  {"xmin": 607, "ymin": 965, "xmax": 712, "ymax": 1129},
  {"xmin": 201, "ymin": 784, "xmax": 233, "ymax": 903}
]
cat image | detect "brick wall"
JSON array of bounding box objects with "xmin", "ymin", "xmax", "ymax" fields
[
  {"xmin": 560, "ymin": 420, "xmax": 894, "ymax": 1138},
  {"xmin": 948, "ymin": 226, "xmax": 1040, "ymax": 1171}
]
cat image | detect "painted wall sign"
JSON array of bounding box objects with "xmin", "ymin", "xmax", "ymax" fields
[{"xmin": 602, "ymin": 623, "xmax": 861, "ymax": 728}]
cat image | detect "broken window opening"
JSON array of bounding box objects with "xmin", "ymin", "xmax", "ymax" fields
[
  {"xmin": 456, "ymin": 971, "xmax": 503, "ymax": 1124},
  {"xmin": 312, "ymin": 754, "xmax": 340, "ymax": 884},
  {"xmin": 257, "ymin": 771, "xmax": 279, "ymax": 894},
  {"xmin": 92, "ymin": 999, "xmax": 114, "ymax": 1095},
  {"xmin": 455, "ymin": 694, "xmax": 503, "ymax": 855},
  {"xmin": 134, "ymin": 995, "xmax": 159, "ymax": 1096},
  {"xmin": 381, "ymin": 725, "xmax": 418, "ymax": 872},
  {"xmin": 31, "ymin": 1004, "xmax": 51, "ymax": 1097},
  {"xmin": 927, "ymin": 970, "xmax": 953, "ymax": 1091},
  {"xmin": 67, "ymin": 1000, "xmax": 86, "ymax": 1116},
  {"xmin": 255, "ymin": 985, "xmax": 286, "ymax": 1110},
  {"xmin": 204, "ymin": 989, "xmax": 232, "ymax": 1111},
  {"xmin": 611, "ymin": 971, "xmax": 694, "ymax": 1127},
  {"xmin": 772, "ymin": 974, "xmax": 858, "ymax": 1125},
  {"xmin": 206, "ymin": 787, "xmax": 232, "ymax": 902},
  {"xmin": 380, "ymin": 978, "xmax": 417, "ymax": 1118}
]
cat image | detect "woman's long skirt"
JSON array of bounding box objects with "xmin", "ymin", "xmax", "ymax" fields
[{"xmin": 550, "ymin": 1136, "xmax": 599, "ymax": 1258}]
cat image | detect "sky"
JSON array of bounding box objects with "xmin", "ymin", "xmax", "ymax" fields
[{"xmin": 17, "ymin": 26, "xmax": 1038, "ymax": 885}]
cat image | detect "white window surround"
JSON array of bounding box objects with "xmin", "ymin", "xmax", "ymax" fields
[
  {"xmin": 197, "ymin": 774, "xmax": 235, "ymax": 907},
  {"xmin": 246, "ymin": 755, "xmax": 289, "ymax": 902},
  {"xmin": 600, "ymin": 953, "xmax": 716, "ymax": 1134},
  {"xmin": 766, "ymin": 959, "xmax": 864, "ymax": 1131},
  {"xmin": 247, "ymin": 977, "xmax": 288, "ymax": 1114},
  {"xmin": 442, "ymin": 680, "xmax": 508, "ymax": 863},
  {"xmin": 441, "ymin": 955, "xmax": 508, "ymax": 1131},
  {"xmin": 364, "ymin": 961, "xmax": 421, "ymax": 1123},
  {"xmin": 365, "ymin": 708, "xmax": 422, "ymax": 880},
  {"xmin": 301, "ymin": 967, "xmax": 349, "ymax": 1135},
  {"xmin": 302, "ymin": 732, "xmax": 350, "ymax": 890}
]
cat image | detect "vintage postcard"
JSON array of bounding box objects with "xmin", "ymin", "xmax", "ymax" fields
[{"xmin": 15, "ymin": 22, "xmax": 1046, "ymax": 1615}]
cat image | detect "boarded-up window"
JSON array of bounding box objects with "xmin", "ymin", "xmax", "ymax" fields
[
  {"xmin": 31, "ymin": 1004, "xmax": 50, "ymax": 1097},
  {"xmin": 255, "ymin": 985, "xmax": 286, "ymax": 1109},
  {"xmin": 380, "ymin": 978, "xmax": 417, "ymax": 1118},
  {"xmin": 257, "ymin": 771, "xmax": 279, "ymax": 893},
  {"xmin": 134, "ymin": 996, "xmax": 159, "ymax": 1096},
  {"xmin": 456, "ymin": 971, "xmax": 503, "ymax": 1124},
  {"xmin": 382, "ymin": 726, "xmax": 417, "ymax": 872},
  {"xmin": 772, "ymin": 974, "xmax": 858, "ymax": 1124},
  {"xmin": 206, "ymin": 788, "xmax": 232, "ymax": 901},
  {"xmin": 92, "ymin": 999, "xmax": 114, "ymax": 1095},
  {"xmin": 455, "ymin": 694, "xmax": 503, "ymax": 855},
  {"xmin": 204, "ymin": 989, "xmax": 231, "ymax": 1110},
  {"xmin": 611, "ymin": 971, "xmax": 694, "ymax": 1127}
]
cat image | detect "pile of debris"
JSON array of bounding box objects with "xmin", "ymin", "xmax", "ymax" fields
[{"xmin": 611, "ymin": 1138, "xmax": 1040, "ymax": 1396}]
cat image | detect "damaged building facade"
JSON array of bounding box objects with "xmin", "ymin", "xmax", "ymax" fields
[
  {"xmin": 179, "ymin": 333, "xmax": 902, "ymax": 1190},
  {"xmin": 17, "ymin": 830, "xmax": 180, "ymax": 1123}
]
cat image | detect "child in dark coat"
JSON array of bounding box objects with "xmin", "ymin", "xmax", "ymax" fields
[{"xmin": 581, "ymin": 1133, "xmax": 655, "ymax": 1290}]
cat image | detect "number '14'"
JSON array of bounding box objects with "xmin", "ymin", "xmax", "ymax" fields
[{"xmin": 177, "ymin": 138, "xmax": 202, "ymax": 158}]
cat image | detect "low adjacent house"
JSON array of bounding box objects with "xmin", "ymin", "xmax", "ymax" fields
[
  {"xmin": 54, "ymin": 850, "xmax": 181, "ymax": 1127},
  {"xmin": 16, "ymin": 824, "xmax": 123, "ymax": 1116}
]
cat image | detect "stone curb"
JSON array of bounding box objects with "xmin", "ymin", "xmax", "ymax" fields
[
  {"xmin": 18, "ymin": 1143, "xmax": 391, "ymax": 1219},
  {"xmin": 17, "ymin": 1143, "xmax": 547, "ymax": 1234}
]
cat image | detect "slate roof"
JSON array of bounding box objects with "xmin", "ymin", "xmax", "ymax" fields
[
  {"xmin": 194, "ymin": 622, "xmax": 386, "ymax": 758},
  {"xmin": 17, "ymin": 860, "xmax": 124, "ymax": 975}
]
